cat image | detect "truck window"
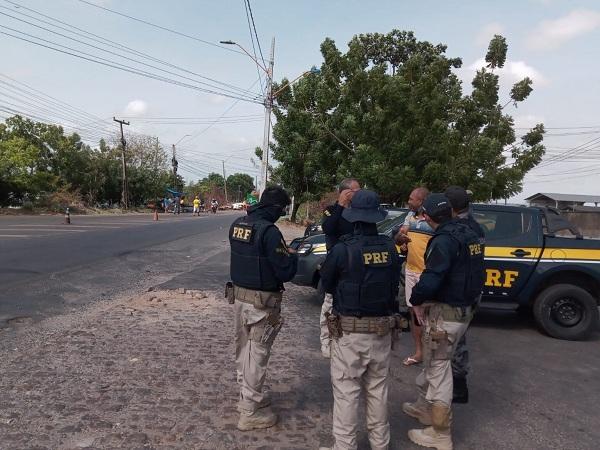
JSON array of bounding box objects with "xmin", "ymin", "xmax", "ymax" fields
[{"xmin": 473, "ymin": 210, "xmax": 536, "ymax": 244}]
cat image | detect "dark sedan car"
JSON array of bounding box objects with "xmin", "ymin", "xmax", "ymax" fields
[{"xmin": 290, "ymin": 209, "xmax": 408, "ymax": 291}]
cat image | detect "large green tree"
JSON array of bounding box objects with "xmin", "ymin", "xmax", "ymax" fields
[
  {"xmin": 271, "ymin": 31, "xmax": 544, "ymax": 217},
  {"xmin": 226, "ymin": 173, "xmax": 255, "ymax": 202},
  {"xmin": 0, "ymin": 115, "xmax": 174, "ymax": 208}
]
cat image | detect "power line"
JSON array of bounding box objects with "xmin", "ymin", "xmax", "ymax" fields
[
  {"xmin": 245, "ymin": 0, "xmax": 266, "ymax": 67},
  {"xmin": 0, "ymin": 107, "xmax": 111, "ymax": 142},
  {"xmin": 178, "ymin": 78, "xmax": 263, "ymax": 148},
  {"xmin": 515, "ymin": 125, "xmax": 600, "ymax": 130},
  {"xmin": 76, "ymin": 0, "xmax": 245, "ymax": 55},
  {"xmin": 535, "ymin": 136, "xmax": 600, "ymax": 169},
  {"xmin": 0, "ymin": 83, "xmax": 115, "ymax": 137},
  {"xmin": 0, "ymin": 2, "xmax": 261, "ymax": 99},
  {"xmin": 243, "ymin": 0, "xmax": 264, "ymax": 94},
  {"xmin": 0, "ymin": 12, "xmax": 261, "ymax": 101},
  {"xmin": 0, "ymin": 72, "xmax": 115, "ymax": 129},
  {"xmin": 0, "ymin": 26, "xmax": 264, "ymax": 104}
]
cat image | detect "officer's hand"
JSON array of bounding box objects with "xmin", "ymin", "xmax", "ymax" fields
[
  {"xmin": 394, "ymin": 232, "xmax": 411, "ymax": 245},
  {"xmin": 412, "ymin": 305, "xmax": 426, "ymax": 326},
  {"xmin": 338, "ymin": 189, "xmax": 352, "ymax": 208},
  {"xmin": 287, "ymin": 247, "xmax": 297, "ymax": 254}
]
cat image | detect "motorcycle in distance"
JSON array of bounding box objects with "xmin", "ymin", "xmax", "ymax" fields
[{"xmin": 210, "ymin": 199, "xmax": 218, "ymax": 214}]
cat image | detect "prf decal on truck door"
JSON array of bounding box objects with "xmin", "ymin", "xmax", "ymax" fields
[{"xmin": 485, "ymin": 269, "xmax": 519, "ymax": 288}]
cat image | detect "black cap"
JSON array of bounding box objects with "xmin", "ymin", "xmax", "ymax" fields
[
  {"xmin": 444, "ymin": 185, "xmax": 470, "ymax": 212},
  {"xmin": 422, "ymin": 193, "xmax": 452, "ymax": 223},
  {"xmin": 259, "ymin": 186, "xmax": 291, "ymax": 208},
  {"xmin": 342, "ymin": 190, "xmax": 388, "ymax": 223}
]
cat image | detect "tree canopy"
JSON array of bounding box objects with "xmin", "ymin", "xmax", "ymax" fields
[
  {"xmin": 0, "ymin": 115, "xmax": 173, "ymax": 209},
  {"xmin": 271, "ymin": 31, "xmax": 545, "ymax": 219}
]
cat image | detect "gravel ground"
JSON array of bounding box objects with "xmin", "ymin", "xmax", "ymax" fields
[{"xmin": 0, "ymin": 286, "xmax": 330, "ymax": 449}]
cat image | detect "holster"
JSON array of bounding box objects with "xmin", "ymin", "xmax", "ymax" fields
[
  {"xmin": 429, "ymin": 329, "xmax": 450, "ymax": 359},
  {"xmin": 225, "ymin": 282, "xmax": 235, "ymax": 304},
  {"xmin": 390, "ymin": 314, "xmax": 409, "ymax": 350},
  {"xmin": 325, "ymin": 312, "xmax": 343, "ymax": 340},
  {"xmin": 260, "ymin": 314, "xmax": 284, "ymax": 345}
]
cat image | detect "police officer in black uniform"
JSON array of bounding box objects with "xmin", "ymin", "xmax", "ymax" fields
[
  {"xmin": 444, "ymin": 185, "xmax": 486, "ymax": 404},
  {"xmin": 403, "ymin": 193, "xmax": 485, "ymax": 450},
  {"xmin": 320, "ymin": 178, "xmax": 361, "ymax": 357},
  {"xmin": 319, "ymin": 190, "xmax": 401, "ymax": 449},
  {"xmin": 322, "ymin": 178, "xmax": 361, "ymax": 251},
  {"xmin": 228, "ymin": 186, "xmax": 298, "ymax": 431}
]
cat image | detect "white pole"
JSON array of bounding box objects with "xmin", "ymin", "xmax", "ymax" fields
[{"xmin": 260, "ymin": 37, "xmax": 275, "ymax": 194}]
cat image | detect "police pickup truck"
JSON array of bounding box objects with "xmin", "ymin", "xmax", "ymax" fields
[{"xmin": 291, "ymin": 204, "xmax": 600, "ymax": 340}]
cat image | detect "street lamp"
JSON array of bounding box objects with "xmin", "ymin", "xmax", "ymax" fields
[
  {"xmin": 221, "ymin": 38, "xmax": 274, "ymax": 195},
  {"xmin": 220, "ymin": 40, "xmax": 320, "ymax": 195},
  {"xmin": 219, "ymin": 41, "xmax": 269, "ymax": 74}
]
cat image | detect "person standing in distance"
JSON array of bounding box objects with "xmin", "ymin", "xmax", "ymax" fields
[
  {"xmin": 444, "ymin": 186, "xmax": 485, "ymax": 404},
  {"xmin": 394, "ymin": 187, "xmax": 431, "ymax": 366},
  {"xmin": 403, "ymin": 193, "xmax": 484, "ymax": 450},
  {"xmin": 228, "ymin": 186, "xmax": 298, "ymax": 431},
  {"xmin": 319, "ymin": 190, "xmax": 401, "ymax": 450},
  {"xmin": 319, "ymin": 178, "xmax": 361, "ymax": 358}
]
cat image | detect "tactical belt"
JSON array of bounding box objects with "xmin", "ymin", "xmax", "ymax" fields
[
  {"xmin": 339, "ymin": 315, "xmax": 396, "ymax": 335},
  {"xmin": 433, "ymin": 303, "xmax": 474, "ymax": 323},
  {"xmin": 233, "ymin": 285, "xmax": 282, "ymax": 308}
]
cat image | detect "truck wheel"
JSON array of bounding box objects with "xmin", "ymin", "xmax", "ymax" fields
[{"xmin": 533, "ymin": 284, "xmax": 599, "ymax": 340}]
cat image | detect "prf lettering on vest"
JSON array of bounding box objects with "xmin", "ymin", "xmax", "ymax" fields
[
  {"xmin": 485, "ymin": 269, "xmax": 519, "ymax": 288},
  {"xmin": 469, "ymin": 243, "xmax": 482, "ymax": 256},
  {"xmin": 363, "ymin": 251, "xmax": 390, "ymax": 265},
  {"xmin": 232, "ymin": 226, "xmax": 252, "ymax": 242}
]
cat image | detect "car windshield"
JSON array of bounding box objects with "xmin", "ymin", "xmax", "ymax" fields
[{"xmin": 377, "ymin": 211, "xmax": 408, "ymax": 236}]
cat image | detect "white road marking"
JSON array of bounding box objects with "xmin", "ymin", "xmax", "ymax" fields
[
  {"xmin": 5, "ymin": 224, "xmax": 127, "ymax": 229},
  {"xmin": 0, "ymin": 234, "xmax": 32, "ymax": 238},
  {"xmin": 0, "ymin": 228, "xmax": 87, "ymax": 233}
]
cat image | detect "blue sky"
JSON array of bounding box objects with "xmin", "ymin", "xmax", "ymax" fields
[{"xmin": 2, "ymin": 0, "xmax": 600, "ymax": 201}]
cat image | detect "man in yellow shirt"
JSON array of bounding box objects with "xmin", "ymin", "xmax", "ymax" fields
[
  {"xmin": 193, "ymin": 196, "xmax": 201, "ymax": 216},
  {"xmin": 395, "ymin": 187, "xmax": 432, "ymax": 366}
]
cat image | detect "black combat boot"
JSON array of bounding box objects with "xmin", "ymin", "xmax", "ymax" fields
[{"xmin": 452, "ymin": 376, "xmax": 469, "ymax": 404}]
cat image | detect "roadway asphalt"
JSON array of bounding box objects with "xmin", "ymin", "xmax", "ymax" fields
[{"xmin": 0, "ymin": 211, "xmax": 237, "ymax": 327}]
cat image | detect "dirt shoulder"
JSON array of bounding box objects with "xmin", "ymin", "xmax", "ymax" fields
[{"xmin": 0, "ymin": 286, "xmax": 337, "ymax": 449}]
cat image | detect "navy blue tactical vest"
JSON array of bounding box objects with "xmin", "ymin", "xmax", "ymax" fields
[
  {"xmin": 229, "ymin": 216, "xmax": 280, "ymax": 291},
  {"xmin": 333, "ymin": 234, "xmax": 398, "ymax": 317},
  {"xmin": 431, "ymin": 221, "xmax": 485, "ymax": 306}
]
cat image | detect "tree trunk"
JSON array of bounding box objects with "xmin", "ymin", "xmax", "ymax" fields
[{"xmin": 290, "ymin": 201, "xmax": 301, "ymax": 223}]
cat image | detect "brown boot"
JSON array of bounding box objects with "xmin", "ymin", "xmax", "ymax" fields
[
  {"xmin": 407, "ymin": 401, "xmax": 453, "ymax": 450},
  {"xmin": 402, "ymin": 395, "xmax": 432, "ymax": 426},
  {"xmin": 237, "ymin": 407, "xmax": 278, "ymax": 431}
]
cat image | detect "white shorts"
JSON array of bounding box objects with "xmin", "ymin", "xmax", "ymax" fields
[
  {"xmin": 193, "ymin": 206, "xmax": 199, "ymax": 213},
  {"xmin": 405, "ymin": 268, "xmax": 423, "ymax": 307}
]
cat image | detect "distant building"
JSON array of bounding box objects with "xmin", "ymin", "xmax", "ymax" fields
[{"xmin": 525, "ymin": 193, "xmax": 600, "ymax": 211}]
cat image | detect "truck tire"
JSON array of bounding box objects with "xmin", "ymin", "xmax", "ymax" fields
[{"xmin": 533, "ymin": 284, "xmax": 599, "ymax": 340}]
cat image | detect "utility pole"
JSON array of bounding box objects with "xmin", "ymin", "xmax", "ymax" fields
[
  {"xmin": 113, "ymin": 117, "xmax": 130, "ymax": 209},
  {"xmin": 260, "ymin": 37, "xmax": 275, "ymax": 194},
  {"xmin": 171, "ymin": 144, "xmax": 178, "ymax": 189},
  {"xmin": 222, "ymin": 160, "xmax": 228, "ymax": 204}
]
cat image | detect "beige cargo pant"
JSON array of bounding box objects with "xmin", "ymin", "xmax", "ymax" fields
[
  {"xmin": 234, "ymin": 301, "xmax": 281, "ymax": 413},
  {"xmin": 416, "ymin": 304, "xmax": 471, "ymax": 406},
  {"xmin": 320, "ymin": 293, "xmax": 334, "ymax": 350},
  {"xmin": 330, "ymin": 331, "xmax": 392, "ymax": 450}
]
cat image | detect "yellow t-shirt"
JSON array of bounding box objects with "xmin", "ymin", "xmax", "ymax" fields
[
  {"xmin": 193, "ymin": 199, "xmax": 200, "ymax": 207},
  {"xmin": 405, "ymin": 213, "xmax": 434, "ymax": 273}
]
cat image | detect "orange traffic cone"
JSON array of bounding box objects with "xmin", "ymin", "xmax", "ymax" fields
[
  {"xmin": 64, "ymin": 207, "xmax": 71, "ymax": 224},
  {"xmin": 153, "ymin": 208, "xmax": 159, "ymax": 221}
]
